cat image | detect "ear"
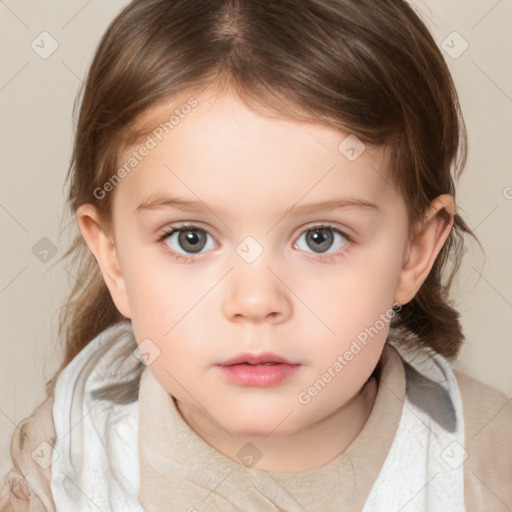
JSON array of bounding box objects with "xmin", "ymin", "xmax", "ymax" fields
[
  {"xmin": 75, "ymin": 204, "xmax": 131, "ymax": 318},
  {"xmin": 393, "ymin": 194, "xmax": 455, "ymax": 306}
]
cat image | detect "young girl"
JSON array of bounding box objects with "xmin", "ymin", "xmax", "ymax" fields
[{"xmin": 2, "ymin": 0, "xmax": 511, "ymax": 511}]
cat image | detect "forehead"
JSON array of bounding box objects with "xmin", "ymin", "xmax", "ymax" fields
[{"xmin": 113, "ymin": 90, "xmax": 398, "ymax": 217}]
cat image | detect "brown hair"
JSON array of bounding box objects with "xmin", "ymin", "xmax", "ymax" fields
[{"xmin": 46, "ymin": 0, "xmax": 479, "ymax": 399}]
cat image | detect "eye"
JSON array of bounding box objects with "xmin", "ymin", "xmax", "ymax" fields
[
  {"xmin": 293, "ymin": 224, "xmax": 350, "ymax": 257},
  {"xmin": 159, "ymin": 225, "xmax": 217, "ymax": 259},
  {"xmin": 157, "ymin": 223, "xmax": 351, "ymax": 263}
]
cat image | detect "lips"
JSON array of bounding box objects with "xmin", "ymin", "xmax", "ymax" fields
[
  {"xmin": 217, "ymin": 353, "xmax": 300, "ymax": 387},
  {"xmin": 219, "ymin": 352, "xmax": 298, "ymax": 366}
]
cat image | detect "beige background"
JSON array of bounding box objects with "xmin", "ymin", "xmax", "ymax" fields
[{"xmin": 1, "ymin": 0, "xmax": 511, "ymax": 477}]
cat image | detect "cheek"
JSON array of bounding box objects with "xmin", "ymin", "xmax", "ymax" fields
[
  {"xmin": 304, "ymin": 247, "xmax": 401, "ymax": 379},
  {"xmin": 311, "ymin": 254, "xmax": 400, "ymax": 334},
  {"xmin": 123, "ymin": 259, "xmax": 217, "ymax": 362},
  {"xmin": 120, "ymin": 243, "xmax": 193, "ymax": 320}
]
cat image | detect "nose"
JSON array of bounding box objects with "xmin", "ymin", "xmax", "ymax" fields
[{"xmin": 221, "ymin": 260, "xmax": 293, "ymax": 324}]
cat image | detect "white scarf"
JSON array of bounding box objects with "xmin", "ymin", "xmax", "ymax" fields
[
  {"xmin": 362, "ymin": 347, "xmax": 466, "ymax": 511},
  {"xmin": 50, "ymin": 322, "xmax": 465, "ymax": 511}
]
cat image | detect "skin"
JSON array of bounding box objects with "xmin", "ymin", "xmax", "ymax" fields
[{"xmin": 77, "ymin": 88, "xmax": 454, "ymax": 472}]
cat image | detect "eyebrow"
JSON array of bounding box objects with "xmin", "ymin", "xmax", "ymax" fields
[{"xmin": 135, "ymin": 193, "xmax": 379, "ymax": 217}]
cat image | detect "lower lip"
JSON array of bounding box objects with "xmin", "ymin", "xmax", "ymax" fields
[{"xmin": 218, "ymin": 363, "xmax": 300, "ymax": 387}]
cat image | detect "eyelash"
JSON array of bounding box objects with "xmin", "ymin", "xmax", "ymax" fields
[{"xmin": 155, "ymin": 222, "xmax": 353, "ymax": 264}]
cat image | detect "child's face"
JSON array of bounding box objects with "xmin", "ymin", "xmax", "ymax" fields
[{"xmin": 102, "ymin": 90, "xmax": 413, "ymax": 438}]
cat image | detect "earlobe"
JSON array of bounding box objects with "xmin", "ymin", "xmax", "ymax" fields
[
  {"xmin": 393, "ymin": 194, "xmax": 455, "ymax": 306},
  {"xmin": 75, "ymin": 204, "xmax": 131, "ymax": 318}
]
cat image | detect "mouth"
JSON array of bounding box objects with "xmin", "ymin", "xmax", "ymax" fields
[
  {"xmin": 219, "ymin": 352, "xmax": 298, "ymax": 366},
  {"xmin": 217, "ymin": 353, "xmax": 300, "ymax": 387},
  {"xmin": 236, "ymin": 362, "xmax": 281, "ymax": 366}
]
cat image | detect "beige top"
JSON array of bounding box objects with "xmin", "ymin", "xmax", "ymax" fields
[{"xmin": 1, "ymin": 343, "xmax": 511, "ymax": 511}]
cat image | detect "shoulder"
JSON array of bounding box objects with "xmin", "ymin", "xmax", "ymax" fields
[
  {"xmin": 453, "ymin": 369, "xmax": 512, "ymax": 511},
  {"xmin": 0, "ymin": 394, "xmax": 56, "ymax": 512},
  {"xmin": 0, "ymin": 322, "xmax": 136, "ymax": 512}
]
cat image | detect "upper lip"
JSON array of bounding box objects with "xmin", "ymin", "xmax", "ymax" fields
[{"xmin": 218, "ymin": 352, "xmax": 299, "ymax": 366}]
